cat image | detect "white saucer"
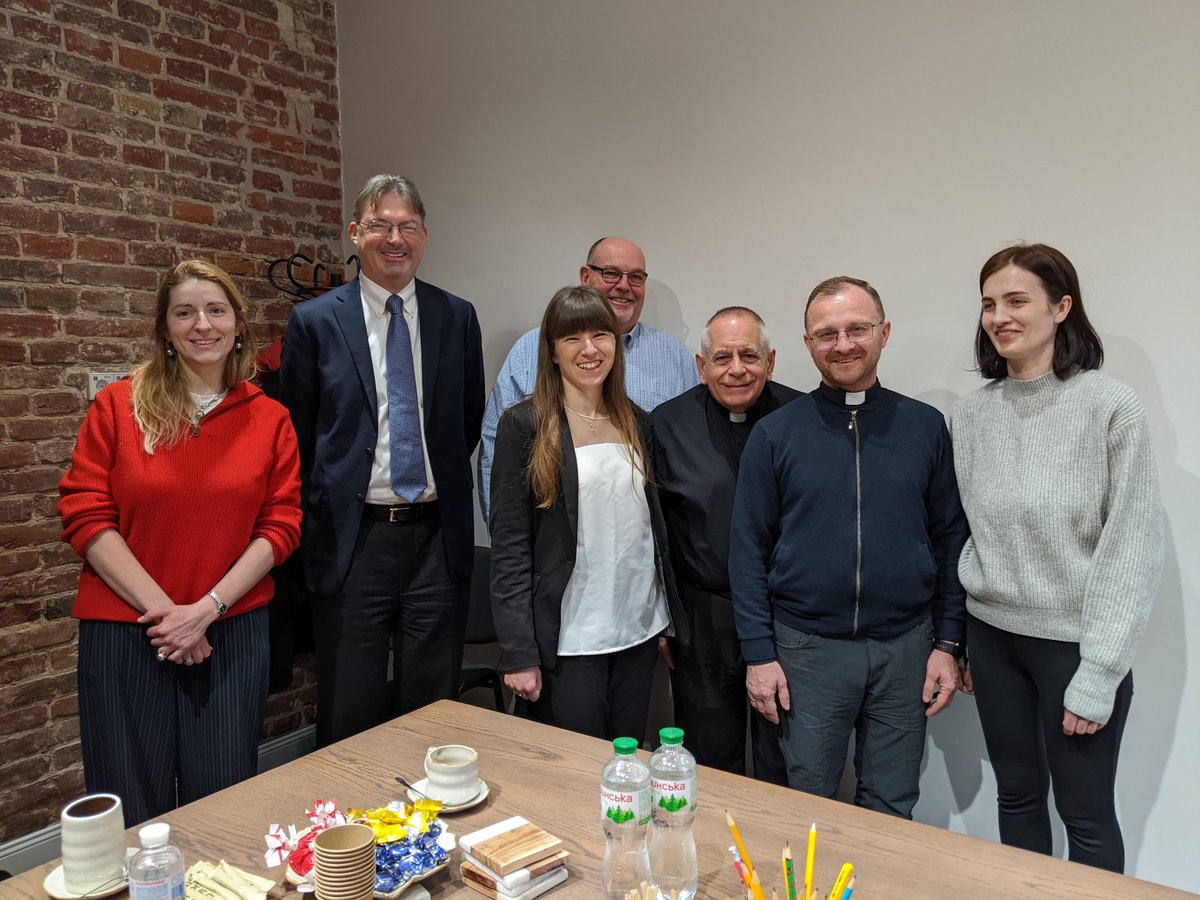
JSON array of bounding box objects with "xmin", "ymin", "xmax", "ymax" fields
[
  {"xmin": 406, "ymin": 778, "xmax": 489, "ymax": 812},
  {"xmin": 43, "ymin": 864, "xmax": 128, "ymax": 900}
]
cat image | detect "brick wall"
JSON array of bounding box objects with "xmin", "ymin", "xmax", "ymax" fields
[{"xmin": 0, "ymin": 0, "xmax": 342, "ymax": 841}]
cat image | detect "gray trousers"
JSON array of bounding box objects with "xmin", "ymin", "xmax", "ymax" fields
[{"xmin": 774, "ymin": 617, "xmax": 932, "ymax": 819}]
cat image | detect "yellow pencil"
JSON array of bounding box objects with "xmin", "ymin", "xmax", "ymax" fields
[
  {"xmin": 726, "ymin": 810, "xmax": 755, "ymax": 875},
  {"xmin": 803, "ymin": 823, "xmax": 816, "ymax": 900},
  {"xmin": 783, "ymin": 844, "xmax": 796, "ymax": 900},
  {"xmin": 749, "ymin": 867, "xmax": 766, "ymax": 900},
  {"xmin": 828, "ymin": 863, "xmax": 854, "ymax": 899}
]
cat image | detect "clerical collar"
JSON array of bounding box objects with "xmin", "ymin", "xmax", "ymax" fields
[
  {"xmin": 729, "ymin": 411, "xmax": 747, "ymax": 423},
  {"xmin": 815, "ymin": 380, "xmax": 882, "ymax": 408}
]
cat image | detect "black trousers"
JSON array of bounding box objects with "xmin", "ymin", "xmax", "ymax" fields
[
  {"xmin": 312, "ymin": 507, "xmax": 469, "ymax": 747},
  {"xmin": 968, "ymin": 615, "xmax": 1133, "ymax": 873},
  {"xmin": 669, "ymin": 584, "xmax": 786, "ymax": 784},
  {"xmin": 518, "ymin": 636, "xmax": 660, "ymax": 745},
  {"xmin": 78, "ymin": 608, "xmax": 269, "ymax": 827}
]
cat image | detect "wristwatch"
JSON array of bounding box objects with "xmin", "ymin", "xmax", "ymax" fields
[
  {"xmin": 207, "ymin": 589, "xmax": 228, "ymax": 617},
  {"xmin": 933, "ymin": 638, "xmax": 964, "ymax": 660}
]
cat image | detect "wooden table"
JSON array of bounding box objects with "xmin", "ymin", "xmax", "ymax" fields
[{"xmin": 2, "ymin": 701, "xmax": 1189, "ymax": 899}]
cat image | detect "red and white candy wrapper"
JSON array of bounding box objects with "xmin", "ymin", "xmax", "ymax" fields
[
  {"xmin": 263, "ymin": 799, "xmax": 350, "ymax": 876},
  {"xmin": 305, "ymin": 799, "xmax": 347, "ymax": 831},
  {"xmin": 263, "ymin": 823, "xmax": 301, "ymax": 868}
]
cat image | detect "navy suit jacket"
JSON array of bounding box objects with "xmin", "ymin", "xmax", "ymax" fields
[{"xmin": 280, "ymin": 276, "xmax": 485, "ymax": 597}]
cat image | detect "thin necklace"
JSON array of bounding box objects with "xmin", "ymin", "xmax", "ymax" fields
[
  {"xmin": 191, "ymin": 388, "xmax": 228, "ymax": 435},
  {"xmin": 564, "ymin": 405, "xmax": 610, "ymax": 433}
]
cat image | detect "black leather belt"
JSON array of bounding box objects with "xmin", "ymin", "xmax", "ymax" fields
[{"xmin": 363, "ymin": 502, "xmax": 435, "ymax": 524}]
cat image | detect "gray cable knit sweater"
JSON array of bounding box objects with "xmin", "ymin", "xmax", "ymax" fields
[{"xmin": 950, "ymin": 369, "xmax": 1163, "ymax": 724}]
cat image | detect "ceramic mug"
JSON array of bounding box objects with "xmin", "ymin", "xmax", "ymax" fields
[
  {"xmin": 60, "ymin": 793, "xmax": 126, "ymax": 895},
  {"xmin": 423, "ymin": 744, "xmax": 480, "ymax": 805}
]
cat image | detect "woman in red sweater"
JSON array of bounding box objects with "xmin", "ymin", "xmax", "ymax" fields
[{"xmin": 59, "ymin": 260, "xmax": 302, "ymax": 826}]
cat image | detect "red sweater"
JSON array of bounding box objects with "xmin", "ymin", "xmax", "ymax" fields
[{"xmin": 59, "ymin": 378, "xmax": 302, "ymax": 622}]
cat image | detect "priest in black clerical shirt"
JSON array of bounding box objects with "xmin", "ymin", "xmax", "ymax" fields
[{"xmin": 650, "ymin": 306, "xmax": 801, "ymax": 782}]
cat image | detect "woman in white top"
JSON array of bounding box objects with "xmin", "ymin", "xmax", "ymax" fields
[{"xmin": 490, "ymin": 285, "xmax": 687, "ymax": 741}]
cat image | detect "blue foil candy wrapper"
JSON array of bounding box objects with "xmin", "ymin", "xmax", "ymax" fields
[{"xmin": 373, "ymin": 824, "xmax": 447, "ymax": 892}]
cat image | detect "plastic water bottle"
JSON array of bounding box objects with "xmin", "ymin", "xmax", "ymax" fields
[
  {"xmin": 648, "ymin": 727, "xmax": 697, "ymax": 900},
  {"xmin": 128, "ymin": 822, "xmax": 185, "ymax": 900},
  {"xmin": 601, "ymin": 736, "xmax": 651, "ymax": 899}
]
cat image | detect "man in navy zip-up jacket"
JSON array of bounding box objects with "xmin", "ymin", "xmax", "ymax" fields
[{"xmin": 730, "ymin": 276, "xmax": 967, "ymax": 819}]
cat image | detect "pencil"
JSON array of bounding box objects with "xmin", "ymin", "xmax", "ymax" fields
[
  {"xmin": 841, "ymin": 875, "xmax": 855, "ymax": 900},
  {"xmin": 783, "ymin": 844, "xmax": 796, "ymax": 900},
  {"xmin": 804, "ymin": 823, "xmax": 817, "ymax": 900},
  {"xmin": 729, "ymin": 845, "xmax": 752, "ymax": 892},
  {"xmin": 727, "ymin": 810, "xmax": 755, "ymax": 875},
  {"xmin": 750, "ymin": 867, "xmax": 766, "ymax": 900},
  {"xmin": 828, "ymin": 863, "xmax": 853, "ymax": 899}
]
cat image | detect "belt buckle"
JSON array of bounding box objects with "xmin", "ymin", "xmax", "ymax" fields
[{"xmin": 388, "ymin": 506, "xmax": 400, "ymax": 523}]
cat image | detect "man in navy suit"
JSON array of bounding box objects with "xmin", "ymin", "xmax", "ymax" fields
[{"xmin": 281, "ymin": 174, "xmax": 484, "ymax": 746}]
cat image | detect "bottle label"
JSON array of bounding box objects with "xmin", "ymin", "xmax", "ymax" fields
[
  {"xmin": 601, "ymin": 785, "xmax": 650, "ymax": 826},
  {"xmin": 652, "ymin": 774, "xmax": 696, "ymax": 813},
  {"xmin": 130, "ymin": 874, "xmax": 184, "ymax": 900}
]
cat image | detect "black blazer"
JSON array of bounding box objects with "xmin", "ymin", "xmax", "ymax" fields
[
  {"xmin": 488, "ymin": 400, "xmax": 689, "ymax": 673},
  {"xmin": 280, "ymin": 276, "xmax": 484, "ymax": 597}
]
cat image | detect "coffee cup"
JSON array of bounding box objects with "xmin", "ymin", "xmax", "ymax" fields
[
  {"xmin": 60, "ymin": 793, "xmax": 126, "ymax": 895},
  {"xmin": 423, "ymin": 744, "xmax": 480, "ymax": 805}
]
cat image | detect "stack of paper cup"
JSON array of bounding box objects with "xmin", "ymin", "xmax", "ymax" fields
[{"xmin": 313, "ymin": 823, "xmax": 376, "ymax": 900}]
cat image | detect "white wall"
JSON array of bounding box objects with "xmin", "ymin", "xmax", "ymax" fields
[{"xmin": 336, "ymin": 1, "xmax": 1200, "ymax": 890}]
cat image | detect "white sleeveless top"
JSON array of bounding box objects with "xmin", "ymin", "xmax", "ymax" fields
[{"xmin": 556, "ymin": 443, "xmax": 669, "ymax": 655}]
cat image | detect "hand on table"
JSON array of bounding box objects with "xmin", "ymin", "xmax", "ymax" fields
[{"xmin": 746, "ymin": 661, "xmax": 790, "ymax": 725}]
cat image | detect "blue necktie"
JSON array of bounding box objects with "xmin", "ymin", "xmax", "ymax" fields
[{"xmin": 385, "ymin": 294, "xmax": 427, "ymax": 502}]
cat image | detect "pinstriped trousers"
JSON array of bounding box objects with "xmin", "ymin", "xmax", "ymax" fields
[{"xmin": 77, "ymin": 607, "xmax": 269, "ymax": 828}]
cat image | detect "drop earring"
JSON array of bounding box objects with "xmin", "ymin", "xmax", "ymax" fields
[
  {"xmin": 165, "ymin": 341, "xmax": 175, "ymax": 357},
  {"xmin": 235, "ymin": 337, "xmax": 243, "ymax": 351}
]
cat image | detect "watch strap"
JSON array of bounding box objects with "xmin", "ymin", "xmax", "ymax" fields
[
  {"xmin": 207, "ymin": 589, "xmax": 228, "ymax": 616},
  {"xmin": 933, "ymin": 638, "xmax": 964, "ymax": 660}
]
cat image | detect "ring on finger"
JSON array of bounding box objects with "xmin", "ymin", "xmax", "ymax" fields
[
  {"xmin": 156, "ymin": 648, "xmax": 168, "ymax": 662},
  {"xmin": 185, "ymin": 656, "xmax": 194, "ymax": 664}
]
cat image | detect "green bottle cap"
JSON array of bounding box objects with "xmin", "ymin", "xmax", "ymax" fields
[
  {"xmin": 659, "ymin": 727, "xmax": 684, "ymax": 745},
  {"xmin": 613, "ymin": 736, "xmax": 639, "ymax": 755}
]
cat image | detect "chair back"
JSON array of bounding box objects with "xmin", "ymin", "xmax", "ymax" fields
[{"xmin": 465, "ymin": 546, "xmax": 497, "ymax": 645}]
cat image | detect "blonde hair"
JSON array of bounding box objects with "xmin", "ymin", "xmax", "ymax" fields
[
  {"xmin": 131, "ymin": 260, "xmax": 256, "ymax": 453},
  {"xmin": 527, "ymin": 286, "xmax": 647, "ymax": 508}
]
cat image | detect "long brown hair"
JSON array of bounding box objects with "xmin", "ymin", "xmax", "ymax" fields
[
  {"xmin": 131, "ymin": 259, "xmax": 257, "ymax": 453},
  {"xmin": 527, "ymin": 285, "xmax": 648, "ymax": 509}
]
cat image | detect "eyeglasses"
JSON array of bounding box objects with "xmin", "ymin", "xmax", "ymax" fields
[
  {"xmin": 807, "ymin": 322, "xmax": 884, "ymax": 350},
  {"xmin": 587, "ymin": 264, "xmax": 648, "ymax": 288},
  {"xmin": 357, "ymin": 219, "xmax": 424, "ymax": 239}
]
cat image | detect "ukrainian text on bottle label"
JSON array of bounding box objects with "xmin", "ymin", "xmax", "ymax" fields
[
  {"xmin": 602, "ymin": 785, "xmax": 650, "ymax": 826},
  {"xmin": 651, "ymin": 775, "xmax": 696, "ymax": 813}
]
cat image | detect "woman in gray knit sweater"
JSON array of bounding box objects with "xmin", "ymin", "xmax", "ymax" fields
[{"xmin": 950, "ymin": 244, "xmax": 1163, "ymax": 873}]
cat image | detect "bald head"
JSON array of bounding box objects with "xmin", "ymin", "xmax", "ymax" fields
[{"xmin": 580, "ymin": 237, "xmax": 648, "ymax": 335}]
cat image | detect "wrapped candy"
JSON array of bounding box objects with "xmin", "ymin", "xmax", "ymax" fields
[
  {"xmin": 373, "ymin": 822, "xmax": 448, "ymax": 893},
  {"xmin": 262, "ymin": 799, "xmax": 349, "ymax": 877}
]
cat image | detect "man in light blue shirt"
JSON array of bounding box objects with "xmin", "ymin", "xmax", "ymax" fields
[{"xmin": 478, "ymin": 236, "xmax": 698, "ymax": 523}]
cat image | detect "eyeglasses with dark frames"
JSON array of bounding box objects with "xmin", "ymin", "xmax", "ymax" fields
[{"xmin": 587, "ymin": 264, "xmax": 648, "ymax": 288}]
